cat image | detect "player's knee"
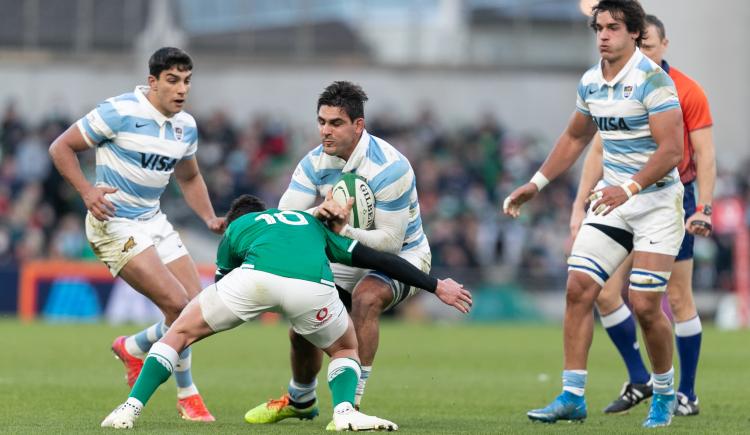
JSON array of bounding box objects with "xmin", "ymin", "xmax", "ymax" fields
[
  {"xmin": 352, "ymin": 285, "xmax": 390, "ymax": 315},
  {"xmin": 565, "ymin": 273, "xmax": 598, "ymax": 306},
  {"xmin": 160, "ymin": 296, "xmax": 189, "ymax": 323}
]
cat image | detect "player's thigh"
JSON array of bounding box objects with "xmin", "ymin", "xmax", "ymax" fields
[
  {"xmin": 85, "ymin": 212, "xmax": 155, "ymax": 276},
  {"xmin": 629, "ymin": 183, "xmax": 685, "ymax": 257},
  {"xmin": 596, "ymin": 253, "xmax": 633, "ymax": 314},
  {"xmin": 568, "ymin": 216, "xmax": 632, "ymax": 289},
  {"xmin": 165, "ymin": 254, "xmax": 203, "ymax": 299},
  {"xmin": 666, "ymin": 259, "xmax": 697, "ymax": 321},
  {"xmin": 118, "ymin": 246, "xmax": 190, "ymax": 314}
]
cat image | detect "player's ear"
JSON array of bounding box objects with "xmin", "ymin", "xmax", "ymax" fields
[
  {"xmin": 147, "ymin": 74, "xmax": 158, "ymax": 91},
  {"xmin": 354, "ymin": 117, "xmax": 365, "ymax": 134}
]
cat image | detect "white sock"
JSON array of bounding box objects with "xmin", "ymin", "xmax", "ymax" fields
[{"xmin": 354, "ymin": 366, "xmax": 372, "ymax": 407}]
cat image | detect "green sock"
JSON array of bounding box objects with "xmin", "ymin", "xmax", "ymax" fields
[
  {"xmin": 327, "ymin": 358, "xmax": 361, "ymax": 407},
  {"xmin": 129, "ymin": 342, "xmax": 178, "ymax": 405}
]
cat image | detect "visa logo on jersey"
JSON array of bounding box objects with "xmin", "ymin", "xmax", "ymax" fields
[
  {"xmin": 593, "ymin": 116, "xmax": 631, "ymax": 131},
  {"xmin": 140, "ymin": 153, "xmax": 178, "ymax": 171}
]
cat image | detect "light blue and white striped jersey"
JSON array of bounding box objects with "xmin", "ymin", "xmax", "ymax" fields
[
  {"xmin": 76, "ymin": 86, "xmax": 198, "ymax": 219},
  {"xmin": 284, "ymin": 130, "xmax": 428, "ymax": 253},
  {"xmin": 576, "ymin": 48, "xmax": 681, "ymax": 192}
]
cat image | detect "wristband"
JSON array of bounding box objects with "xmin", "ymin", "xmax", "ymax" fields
[
  {"xmin": 530, "ymin": 171, "xmax": 550, "ymax": 192},
  {"xmin": 619, "ymin": 180, "xmax": 643, "ymax": 199}
]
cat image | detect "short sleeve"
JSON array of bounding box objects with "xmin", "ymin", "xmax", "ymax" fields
[
  {"xmin": 642, "ymin": 71, "xmax": 680, "ymax": 115},
  {"xmin": 681, "ymin": 83, "xmax": 713, "ymax": 132},
  {"xmin": 321, "ymin": 222, "xmax": 357, "ymax": 266},
  {"xmin": 76, "ymin": 100, "xmax": 122, "ymax": 147},
  {"xmin": 576, "ymin": 82, "xmax": 591, "ymax": 116},
  {"xmin": 215, "ymin": 233, "xmax": 241, "ymax": 275}
]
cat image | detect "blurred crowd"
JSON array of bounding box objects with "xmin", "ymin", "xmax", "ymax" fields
[{"xmin": 1, "ymin": 101, "xmax": 748, "ymax": 292}]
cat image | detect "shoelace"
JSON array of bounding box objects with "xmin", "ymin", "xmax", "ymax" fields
[{"xmin": 266, "ymin": 396, "xmax": 290, "ymax": 411}]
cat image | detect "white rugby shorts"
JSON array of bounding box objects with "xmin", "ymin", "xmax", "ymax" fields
[
  {"xmin": 85, "ymin": 211, "xmax": 188, "ymax": 276},
  {"xmin": 581, "ymin": 181, "xmax": 685, "ymax": 256},
  {"xmin": 199, "ymin": 268, "xmax": 349, "ymax": 349}
]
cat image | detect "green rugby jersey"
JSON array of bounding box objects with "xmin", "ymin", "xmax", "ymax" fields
[{"xmin": 215, "ymin": 209, "xmax": 357, "ymax": 285}]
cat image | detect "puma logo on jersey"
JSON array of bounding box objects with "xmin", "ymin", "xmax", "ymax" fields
[{"xmin": 122, "ymin": 236, "xmax": 137, "ymax": 253}]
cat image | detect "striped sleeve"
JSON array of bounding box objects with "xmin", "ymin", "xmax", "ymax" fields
[
  {"xmin": 76, "ymin": 100, "xmax": 122, "ymax": 147},
  {"xmin": 287, "ymin": 155, "xmax": 319, "ymax": 196},
  {"xmin": 642, "ymin": 71, "xmax": 680, "ymax": 115},
  {"xmin": 575, "ymin": 82, "xmax": 591, "ymax": 116}
]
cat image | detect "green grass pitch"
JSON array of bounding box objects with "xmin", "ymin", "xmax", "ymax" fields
[{"xmin": 1, "ymin": 319, "xmax": 748, "ymax": 434}]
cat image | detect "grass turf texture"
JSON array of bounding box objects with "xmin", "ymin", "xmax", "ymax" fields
[{"xmin": 1, "ymin": 319, "xmax": 747, "ymax": 434}]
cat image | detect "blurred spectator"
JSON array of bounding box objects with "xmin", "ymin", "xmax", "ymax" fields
[{"xmin": 0, "ymin": 106, "xmax": 740, "ymax": 296}]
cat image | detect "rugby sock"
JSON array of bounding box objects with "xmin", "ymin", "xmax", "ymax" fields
[
  {"xmin": 675, "ymin": 316, "xmax": 702, "ymax": 401},
  {"xmin": 174, "ymin": 347, "xmax": 199, "ymax": 399},
  {"xmin": 601, "ymin": 304, "xmax": 651, "ymax": 385},
  {"xmin": 652, "ymin": 367, "xmax": 675, "ymax": 396},
  {"xmin": 129, "ymin": 342, "xmax": 178, "ymax": 406},
  {"xmin": 562, "ymin": 370, "xmax": 587, "ymax": 397},
  {"xmin": 125, "ymin": 321, "xmax": 166, "ymax": 358},
  {"xmin": 287, "ymin": 378, "xmax": 318, "ymax": 408},
  {"xmin": 327, "ymin": 358, "xmax": 362, "ymax": 407},
  {"xmin": 354, "ymin": 365, "xmax": 372, "ymax": 407}
]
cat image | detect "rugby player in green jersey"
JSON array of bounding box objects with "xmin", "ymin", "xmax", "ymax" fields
[{"xmin": 101, "ymin": 194, "xmax": 471, "ymax": 431}]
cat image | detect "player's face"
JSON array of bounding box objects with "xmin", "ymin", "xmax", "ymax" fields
[
  {"xmin": 147, "ymin": 67, "xmax": 192, "ymax": 117},
  {"xmin": 317, "ymin": 105, "xmax": 364, "ymax": 160},
  {"xmin": 640, "ymin": 24, "xmax": 668, "ymax": 66},
  {"xmin": 594, "ymin": 11, "xmax": 638, "ymax": 63}
]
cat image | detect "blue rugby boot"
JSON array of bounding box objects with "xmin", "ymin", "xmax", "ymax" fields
[
  {"xmin": 527, "ymin": 392, "xmax": 587, "ymax": 423},
  {"xmin": 642, "ymin": 393, "xmax": 676, "ymax": 428}
]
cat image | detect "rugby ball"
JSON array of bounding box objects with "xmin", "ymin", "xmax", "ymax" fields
[{"xmin": 330, "ymin": 173, "xmax": 375, "ymax": 229}]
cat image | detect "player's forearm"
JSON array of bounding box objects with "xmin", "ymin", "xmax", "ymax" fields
[
  {"xmin": 350, "ymin": 243, "xmax": 437, "ymax": 292},
  {"xmin": 691, "ymin": 127, "xmax": 716, "ymax": 204},
  {"xmin": 574, "ymin": 138, "xmax": 604, "ymax": 205},
  {"xmin": 178, "ymin": 174, "xmax": 218, "ymax": 223},
  {"xmin": 538, "ymin": 121, "xmax": 593, "ymax": 184},
  {"xmin": 279, "ymin": 188, "xmax": 317, "ymax": 212},
  {"xmin": 49, "ymin": 139, "xmax": 93, "ymax": 195},
  {"xmin": 341, "ymin": 226, "xmax": 402, "ymax": 253},
  {"xmin": 340, "ymin": 208, "xmax": 408, "ymax": 253}
]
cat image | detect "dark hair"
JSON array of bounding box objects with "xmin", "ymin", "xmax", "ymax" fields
[
  {"xmin": 590, "ymin": 0, "xmax": 646, "ymax": 46},
  {"xmin": 148, "ymin": 47, "xmax": 193, "ymax": 78},
  {"xmin": 317, "ymin": 81, "xmax": 369, "ymax": 122},
  {"xmin": 226, "ymin": 194, "xmax": 267, "ymax": 225},
  {"xmin": 644, "ymin": 14, "xmax": 666, "ymax": 41}
]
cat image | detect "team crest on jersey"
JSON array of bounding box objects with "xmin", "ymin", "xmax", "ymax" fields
[
  {"xmin": 623, "ymin": 85, "xmax": 634, "ymax": 99},
  {"xmin": 174, "ymin": 126, "xmax": 184, "ymax": 142}
]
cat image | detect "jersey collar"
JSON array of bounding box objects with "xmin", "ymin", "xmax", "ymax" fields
[
  {"xmin": 134, "ymin": 86, "xmax": 174, "ymax": 127},
  {"xmin": 597, "ymin": 47, "xmax": 643, "ymax": 87},
  {"xmin": 661, "ymin": 59, "xmax": 671, "ymax": 73},
  {"xmin": 342, "ymin": 129, "xmax": 371, "ymax": 172}
]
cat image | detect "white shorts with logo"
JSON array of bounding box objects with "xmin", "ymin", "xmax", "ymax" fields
[
  {"xmin": 332, "ymin": 240, "xmax": 432, "ymax": 311},
  {"xmin": 85, "ymin": 211, "xmax": 188, "ymax": 276},
  {"xmin": 579, "ymin": 181, "xmax": 685, "ymax": 256},
  {"xmin": 199, "ymin": 267, "xmax": 349, "ymax": 349}
]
